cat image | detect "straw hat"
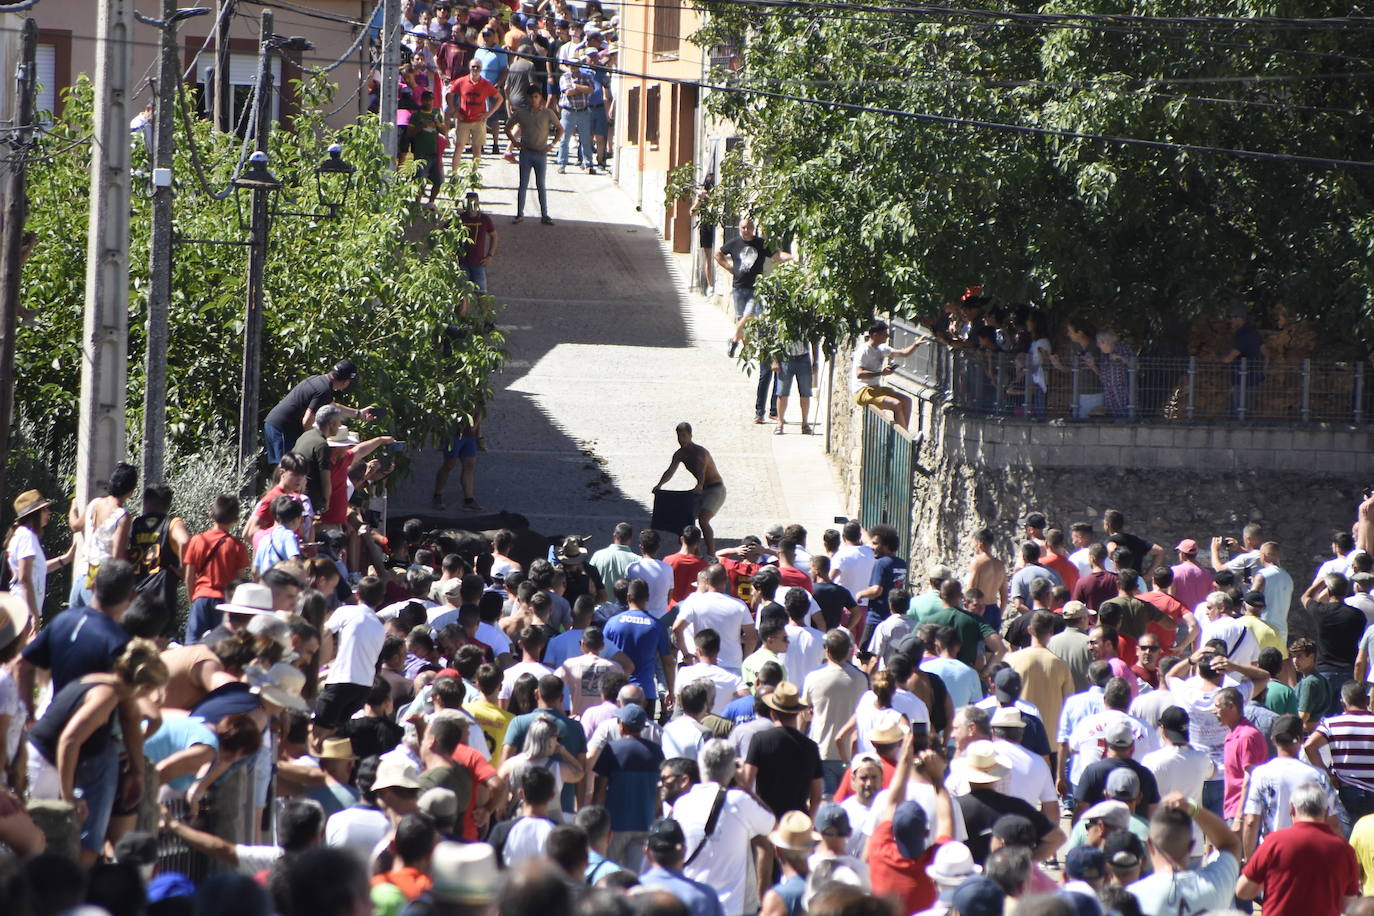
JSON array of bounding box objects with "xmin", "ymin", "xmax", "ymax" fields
[
  {"xmin": 11, "ymin": 489, "xmax": 52, "ymax": 520},
  {"xmin": 868, "ymin": 709, "xmax": 911, "ymax": 745},
  {"xmin": 216, "ymin": 582, "xmax": 275, "ymax": 616},
  {"xmin": 956, "ymin": 740, "xmax": 1010, "ymax": 784},
  {"xmin": 0, "ymin": 592, "xmax": 30, "ymax": 651},
  {"xmin": 247, "ymin": 662, "xmax": 309, "ymax": 712},
  {"xmin": 318, "ymin": 737, "xmax": 356, "ymax": 760},
  {"xmin": 768, "ymin": 811, "xmax": 822, "ymax": 851},
  {"xmin": 762, "ymin": 681, "xmax": 810, "ymax": 715},
  {"xmin": 430, "ymin": 842, "xmax": 499, "ymax": 904}
]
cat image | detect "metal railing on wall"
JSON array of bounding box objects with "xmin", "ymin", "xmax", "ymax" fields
[{"xmin": 883, "ymin": 321, "xmax": 1369, "ymax": 424}]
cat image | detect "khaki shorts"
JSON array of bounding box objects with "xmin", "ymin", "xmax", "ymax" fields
[
  {"xmin": 855, "ymin": 385, "xmax": 901, "ymax": 407},
  {"xmin": 454, "ymin": 119, "xmax": 486, "ymax": 155}
]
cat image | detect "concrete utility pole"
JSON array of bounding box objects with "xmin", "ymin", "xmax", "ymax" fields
[
  {"xmin": 235, "ymin": 8, "xmax": 273, "ymax": 476},
  {"xmin": 379, "ymin": 0, "xmax": 400, "ymax": 158},
  {"xmin": 76, "ymin": 0, "xmax": 134, "ymax": 506},
  {"xmin": 0, "ymin": 19, "xmax": 37, "ymax": 526},
  {"xmin": 213, "ymin": 0, "xmax": 233, "ymax": 131},
  {"xmin": 142, "ymin": 0, "xmax": 178, "ymax": 486}
]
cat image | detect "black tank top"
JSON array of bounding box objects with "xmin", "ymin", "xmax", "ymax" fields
[{"xmin": 29, "ymin": 678, "xmax": 115, "ymax": 764}]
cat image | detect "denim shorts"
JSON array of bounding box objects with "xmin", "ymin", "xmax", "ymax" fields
[
  {"xmin": 589, "ymin": 105, "xmax": 608, "ymax": 137},
  {"xmin": 463, "ymin": 265, "xmax": 487, "ymax": 292},
  {"xmin": 732, "ymin": 288, "xmax": 761, "ymax": 319},
  {"xmin": 775, "ymin": 356, "xmax": 812, "ymax": 397}
]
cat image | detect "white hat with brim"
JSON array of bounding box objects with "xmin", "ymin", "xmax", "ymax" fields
[
  {"xmin": 926, "ymin": 841, "xmax": 981, "ymax": 886},
  {"xmin": 248, "ymin": 662, "xmax": 310, "ymax": 712},
  {"xmin": 956, "ymin": 740, "xmax": 1011, "ymax": 784},
  {"xmin": 326, "ymin": 426, "xmax": 361, "ymax": 447},
  {"xmin": 431, "ymin": 842, "xmax": 499, "ymax": 904},
  {"xmin": 373, "ymin": 758, "xmax": 423, "ymax": 792},
  {"xmin": 217, "ymin": 582, "xmax": 275, "ymax": 616}
]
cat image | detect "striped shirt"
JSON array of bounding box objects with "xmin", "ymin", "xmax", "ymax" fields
[{"xmin": 1317, "ymin": 711, "xmax": 1374, "ymax": 791}]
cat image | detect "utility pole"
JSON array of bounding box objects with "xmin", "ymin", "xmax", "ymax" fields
[
  {"xmin": 236, "ymin": 8, "xmax": 273, "ymax": 478},
  {"xmin": 141, "ymin": 0, "xmax": 179, "ymax": 486},
  {"xmin": 76, "ymin": 0, "xmax": 134, "ymax": 506},
  {"xmin": 0, "ymin": 19, "xmax": 37, "ymax": 527},
  {"xmin": 379, "ymin": 0, "xmax": 399, "ymax": 158},
  {"xmin": 213, "ymin": 0, "xmax": 233, "ymax": 131}
]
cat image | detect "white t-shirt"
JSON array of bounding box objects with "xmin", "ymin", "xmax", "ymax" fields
[
  {"xmin": 676, "ymin": 592, "xmax": 754, "ymax": 669},
  {"xmin": 0, "ymin": 670, "xmax": 23, "ymax": 765},
  {"xmin": 1140, "ymin": 742, "xmax": 1215, "ymax": 800},
  {"xmin": 1167, "ymin": 675, "xmax": 1250, "ymax": 769},
  {"xmin": 851, "ymin": 341, "xmax": 893, "ymax": 393},
  {"xmin": 501, "ymin": 815, "xmax": 556, "ymax": 868},
  {"xmin": 662, "ymin": 716, "xmax": 712, "ymax": 762},
  {"xmin": 499, "ymin": 661, "xmax": 554, "ymax": 701},
  {"xmin": 6, "ymin": 526, "xmax": 44, "ymax": 613},
  {"xmin": 672, "ymin": 783, "xmax": 776, "ymax": 916},
  {"xmin": 1128, "ymin": 689, "xmax": 1178, "ymax": 728},
  {"xmin": 475, "ymin": 621, "xmax": 512, "ymax": 657},
  {"xmin": 325, "ymin": 805, "xmax": 390, "ymax": 861},
  {"xmin": 380, "ymin": 597, "xmax": 438, "ymax": 621},
  {"xmin": 1198, "ymin": 615, "xmax": 1258, "ymax": 665},
  {"xmin": 1242, "ymin": 755, "xmax": 1338, "ymax": 841},
  {"xmin": 626, "ymin": 557, "xmax": 674, "ymax": 619},
  {"xmin": 783, "ymin": 623, "xmax": 827, "ymax": 683},
  {"xmin": 491, "ymin": 557, "xmax": 520, "ymax": 580},
  {"xmin": 853, "ymin": 689, "xmax": 929, "ymax": 753},
  {"xmin": 831, "ymin": 543, "xmax": 876, "ymax": 607},
  {"xmin": 676, "ymin": 663, "xmax": 746, "ymax": 715},
  {"xmin": 839, "ymin": 794, "xmax": 875, "ymax": 857},
  {"xmin": 324, "ymin": 604, "xmax": 386, "ymax": 687},
  {"xmin": 1066, "ymin": 709, "xmax": 1156, "ymax": 783},
  {"xmin": 1128, "ymin": 852, "xmax": 1238, "ymax": 916},
  {"xmin": 867, "ymin": 616, "xmax": 913, "ymax": 672}
]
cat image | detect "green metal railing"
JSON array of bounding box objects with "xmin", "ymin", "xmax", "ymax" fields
[{"xmin": 859, "ymin": 405, "xmax": 917, "ymax": 557}]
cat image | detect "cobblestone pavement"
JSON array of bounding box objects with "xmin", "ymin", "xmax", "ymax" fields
[{"xmin": 389, "ymin": 152, "xmax": 846, "ymax": 553}]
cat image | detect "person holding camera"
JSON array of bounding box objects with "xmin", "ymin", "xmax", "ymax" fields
[
  {"xmin": 851, "ymin": 320, "xmax": 921, "ymax": 430},
  {"xmin": 263, "ymin": 360, "xmax": 377, "ymax": 465}
]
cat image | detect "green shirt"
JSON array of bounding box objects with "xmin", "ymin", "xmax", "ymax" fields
[
  {"xmin": 1297, "ymin": 673, "xmax": 1331, "ymax": 717},
  {"xmin": 408, "ymin": 108, "xmax": 442, "ymax": 157},
  {"xmin": 908, "ymin": 591, "xmax": 946, "ymax": 622},
  {"xmin": 921, "ymin": 606, "xmax": 995, "ymax": 667},
  {"xmin": 742, "ymin": 647, "xmax": 786, "ymax": 688},
  {"xmin": 1261, "ymin": 680, "xmax": 1298, "ymax": 715}
]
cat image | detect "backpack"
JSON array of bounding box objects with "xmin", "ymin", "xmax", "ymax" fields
[{"xmin": 131, "ymin": 514, "xmax": 180, "ymax": 607}]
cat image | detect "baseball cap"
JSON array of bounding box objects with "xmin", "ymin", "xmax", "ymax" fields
[
  {"xmin": 1105, "ymin": 767, "xmax": 1141, "ymax": 801},
  {"xmin": 990, "ymin": 814, "xmax": 1035, "ymax": 848},
  {"xmin": 765, "ymin": 523, "xmax": 785, "ymax": 541},
  {"xmin": 1061, "ymin": 600, "xmax": 1088, "ymax": 620},
  {"xmin": 928, "ymin": 562, "xmax": 955, "ymax": 581},
  {"xmin": 1019, "ymin": 512, "xmax": 1047, "ymax": 530},
  {"xmin": 892, "ymin": 801, "xmax": 929, "ymax": 859},
  {"xmin": 1065, "ymin": 845, "xmax": 1106, "ymax": 882},
  {"xmin": 1080, "ymin": 800, "xmax": 1131, "ymax": 830},
  {"xmin": 1159, "ymin": 706, "xmax": 1190, "ymax": 744},
  {"xmin": 814, "ymin": 802, "xmax": 852, "ymax": 837},
  {"xmin": 1104, "ymin": 720, "xmax": 1135, "ymax": 748},
  {"xmin": 992, "ymin": 668, "xmax": 1022, "ymax": 703},
  {"xmin": 1175, "ymin": 538, "xmax": 1199, "ymax": 555},
  {"xmin": 1272, "ymin": 713, "xmax": 1304, "ymax": 746},
  {"xmin": 333, "ymin": 358, "xmax": 359, "ymax": 379},
  {"xmin": 614, "ymin": 703, "xmax": 648, "ymax": 728},
  {"xmin": 1243, "ymin": 589, "xmax": 1266, "ymax": 607},
  {"xmin": 647, "ymin": 817, "xmax": 685, "ymax": 851},
  {"xmin": 1103, "ymin": 831, "xmax": 1146, "ymax": 870},
  {"xmin": 951, "ymin": 876, "xmax": 1005, "ymax": 916}
]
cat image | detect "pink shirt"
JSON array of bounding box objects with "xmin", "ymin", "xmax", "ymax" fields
[
  {"xmin": 1223, "ymin": 720, "xmax": 1269, "ymax": 819},
  {"xmin": 1171, "ymin": 561, "xmax": 1214, "ymax": 615},
  {"xmin": 555, "ymin": 654, "xmax": 623, "ymax": 719},
  {"xmin": 1106, "ymin": 657, "xmax": 1139, "ymax": 700},
  {"xmin": 581, "ymin": 699, "xmax": 618, "ymax": 738}
]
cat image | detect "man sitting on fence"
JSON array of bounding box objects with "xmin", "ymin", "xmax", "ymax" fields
[{"xmin": 852, "ymin": 321, "xmax": 921, "ymax": 429}]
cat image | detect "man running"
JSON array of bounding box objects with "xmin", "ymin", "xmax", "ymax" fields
[{"xmin": 652, "ymin": 423, "xmax": 725, "ymax": 556}]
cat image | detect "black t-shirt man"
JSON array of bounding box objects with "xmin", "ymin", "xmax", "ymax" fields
[
  {"xmin": 812, "ymin": 581, "xmax": 856, "ymax": 631},
  {"xmin": 1074, "ymin": 757, "xmax": 1162, "ymax": 809},
  {"xmin": 719, "ymin": 236, "xmax": 775, "ymax": 290},
  {"xmin": 1308, "ymin": 599, "xmax": 1366, "ymax": 670},
  {"xmin": 1106, "ymin": 531, "xmax": 1152, "ymax": 574},
  {"xmin": 746, "ymin": 724, "xmax": 821, "ymax": 816},
  {"xmin": 956, "ymin": 788, "xmax": 1056, "ymax": 864},
  {"xmin": 265, "ymin": 374, "xmax": 335, "ymax": 447}
]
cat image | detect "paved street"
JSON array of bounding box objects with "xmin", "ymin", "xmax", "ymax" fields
[{"xmin": 390, "ymin": 155, "xmax": 846, "ymax": 552}]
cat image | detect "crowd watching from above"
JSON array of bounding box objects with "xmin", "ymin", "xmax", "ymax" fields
[{"xmin": 6, "ymin": 373, "xmax": 1374, "ymax": 916}]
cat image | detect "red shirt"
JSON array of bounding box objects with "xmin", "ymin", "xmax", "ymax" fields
[
  {"xmin": 182, "ymin": 529, "xmax": 250, "ymax": 600},
  {"xmin": 1139, "ymin": 589, "xmax": 1190, "ymax": 648},
  {"xmin": 449, "ymin": 75, "xmax": 498, "ymax": 122},
  {"xmin": 664, "ymin": 552, "xmax": 709, "ymax": 604},
  {"xmin": 778, "ymin": 565, "xmax": 813, "ymax": 593},
  {"xmin": 869, "ymin": 824, "xmax": 944, "ymax": 915},
  {"xmin": 319, "ymin": 447, "xmax": 356, "ymax": 526},
  {"xmin": 451, "ymin": 743, "xmax": 498, "ymax": 841},
  {"xmin": 370, "ymin": 867, "xmax": 433, "ymax": 900},
  {"xmin": 1242, "ymin": 820, "xmax": 1359, "ymax": 916},
  {"xmin": 1044, "ymin": 552, "xmax": 1079, "ymax": 592},
  {"xmin": 719, "ymin": 557, "xmax": 762, "ymax": 602},
  {"xmin": 1071, "ymin": 570, "xmax": 1120, "ymax": 610}
]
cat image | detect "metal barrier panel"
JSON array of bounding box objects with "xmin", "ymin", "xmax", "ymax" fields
[{"xmin": 860, "ymin": 406, "xmax": 915, "ymax": 557}]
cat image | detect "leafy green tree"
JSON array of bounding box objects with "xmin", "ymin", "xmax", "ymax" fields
[
  {"xmin": 13, "ymin": 75, "xmax": 503, "ymax": 480},
  {"xmin": 693, "ymin": 1, "xmax": 1374, "ymax": 350}
]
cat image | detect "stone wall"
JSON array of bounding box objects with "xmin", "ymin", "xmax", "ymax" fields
[{"xmin": 827, "ymin": 360, "xmax": 1373, "ymax": 621}]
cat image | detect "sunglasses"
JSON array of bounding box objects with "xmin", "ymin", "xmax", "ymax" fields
[{"xmin": 1139, "ymin": 645, "xmax": 1161, "ymax": 651}]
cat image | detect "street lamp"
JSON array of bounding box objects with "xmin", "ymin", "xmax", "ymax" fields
[
  {"xmin": 315, "ymin": 144, "xmax": 355, "ymax": 216},
  {"xmin": 233, "ymin": 150, "xmax": 282, "ymax": 191}
]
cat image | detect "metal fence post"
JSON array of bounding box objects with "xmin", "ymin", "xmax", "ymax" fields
[
  {"xmin": 1301, "ymin": 359, "xmax": 1311, "ymax": 423},
  {"xmin": 1023, "ymin": 360, "xmax": 1032, "ymax": 415},
  {"xmin": 994, "ymin": 354, "xmax": 1005, "ymax": 414},
  {"xmin": 1186, "ymin": 357, "xmax": 1196, "ymax": 421},
  {"xmin": 1356, "ymin": 363, "xmax": 1365, "ymax": 423},
  {"xmin": 1237, "ymin": 358, "xmax": 1248, "ymax": 422},
  {"xmin": 1127, "ymin": 362, "xmax": 1138, "ymax": 420},
  {"xmin": 1070, "ymin": 356, "xmax": 1080, "ymax": 420}
]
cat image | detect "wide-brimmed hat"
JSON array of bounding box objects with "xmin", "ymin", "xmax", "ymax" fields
[
  {"xmin": 990, "ymin": 706, "xmax": 1025, "ymax": 730},
  {"xmin": 217, "ymin": 582, "xmax": 275, "ymax": 616},
  {"xmin": 12, "ymin": 489, "xmax": 52, "ymax": 520},
  {"xmin": 868, "ymin": 709, "xmax": 911, "ymax": 745},
  {"xmin": 926, "ymin": 841, "xmax": 980, "ymax": 886},
  {"xmin": 0, "ymin": 593, "xmax": 30, "ymax": 652},
  {"xmin": 769, "ymin": 811, "xmax": 822, "ymax": 851},
  {"xmin": 247, "ymin": 662, "xmax": 309, "ymax": 712},
  {"xmin": 318, "ymin": 737, "xmax": 356, "ymax": 760},
  {"xmin": 430, "ymin": 842, "xmax": 498, "ymax": 904},
  {"xmin": 557, "ymin": 536, "xmax": 587, "ymax": 561},
  {"xmin": 762, "ymin": 681, "xmax": 810, "ymax": 715},
  {"xmin": 326, "ymin": 426, "xmax": 361, "ymax": 447},
  {"xmin": 373, "ymin": 758, "xmax": 423, "ymax": 792},
  {"xmin": 956, "ymin": 740, "xmax": 1010, "ymax": 784}
]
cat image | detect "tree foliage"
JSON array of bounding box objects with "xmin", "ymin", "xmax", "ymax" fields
[
  {"xmin": 14, "ymin": 75, "xmax": 503, "ymax": 478},
  {"xmin": 693, "ymin": 0, "xmax": 1374, "ymax": 350}
]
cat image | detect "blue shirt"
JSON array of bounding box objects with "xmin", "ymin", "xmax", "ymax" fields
[
  {"xmin": 724, "ymin": 693, "xmax": 757, "ymax": 724},
  {"xmin": 1008, "ymin": 563, "xmax": 1063, "ymax": 605},
  {"xmin": 22, "ymin": 606, "xmax": 129, "ymax": 692},
  {"xmin": 143, "ymin": 715, "xmax": 218, "ymax": 791},
  {"xmin": 639, "ymin": 866, "xmax": 726, "ymax": 916},
  {"xmin": 502, "ymin": 709, "xmax": 588, "ymax": 813},
  {"xmin": 603, "ymin": 609, "xmax": 671, "ymax": 700},
  {"xmin": 474, "ymin": 47, "xmax": 507, "ymax": 86},
  {"xmin": 594, "ymin": 736, "xmax": 665, "ymax": 831},
  {"xmin": 254, "ymin": 525, "xmax": 300, "ymax": 574},
  {"xmin": 866, "ymin": 555, "xmax": 908, "ymax": 625},
  {"xmin": 582, "ymin": 65, "xmax": 607, "ymax": 106}
]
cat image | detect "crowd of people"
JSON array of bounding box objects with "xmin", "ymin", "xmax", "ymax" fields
[
  {"xmin": 383, "ymin": 0, "xmax": 618, "ymax": 221},
  {"xmin": 6, "ymin": 409, "xmax": 1374, "ymax": 916}
]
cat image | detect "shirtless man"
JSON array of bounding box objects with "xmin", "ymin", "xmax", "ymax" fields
[
  {"xmin": 653, "ymin": 422, "xmax": 725, "ymax": 556},
  {"xmin": 965, "ymin": 527, "xmax": 1008, "ymax": 628}
]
